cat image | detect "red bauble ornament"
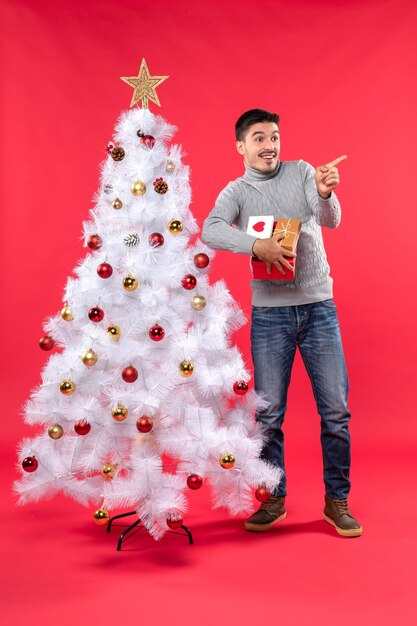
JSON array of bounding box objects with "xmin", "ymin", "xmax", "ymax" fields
[
  {"xmin": 166, "ymin": 514, "xmax": 183, "ymax": 529},
  {"xmin": 136, "ymin": 416, "xmax": 153, "ymax": 433},
  {"xmin": 97, "ymin": 262, "xmax": 113, "ymax": 279},
  {"xmin": 148, "ymin": 232, "xmax": 164, "ymax": 247},
  {"xmin": 149, "ymin": 324, "xmax": 165, "ymax": 341},
  {"xmin": 181, "ymin": 274, "xmax": 197, "ymax": 290},
  {"xmin": 194, "ymin": 253, "xmax": 210, "ymax": 269},
  {"xmin": 87, "ymin": 234, "xmax": 103, "ymax": 250},
  {"xmin": 255, "ymin": 486, "xmax": 271, "ymax": 503},
  {"xmin": 141, "ymin": 134, "xmax": 155, "ymax": 149},
  {"xmin": 122, "ymin": 365, "xmax": 138, "ymax": 383},
  {"xmin": 233, "ymin": 381, "xmax": 249, "ymax": 395},
  {"xmin": 74, "ymin": 420, "xmax": 91, "ymax": 436},
  {"xmin": 187, "ymin": 474, "xmax": 203, "ymax": 490},
  {"xmin": 39, "ymin": 335, "xmax": 55, "ymax": 351},
  {"xmin": 22, "ymin": 456, "xmax": 38, "ymax": 473},
  {"xmin": 88, "ymin": 307, "xmax": 104, "ymax": 322}
]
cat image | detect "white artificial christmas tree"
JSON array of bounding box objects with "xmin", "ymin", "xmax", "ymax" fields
[{"xmin": 15, "ymin": 61, "xmax": 282, "ymax": 541}]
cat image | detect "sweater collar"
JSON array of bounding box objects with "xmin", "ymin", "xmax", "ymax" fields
[{"xmin": 243, "ymin": 161, "xmax": 281, "ymax": 182}]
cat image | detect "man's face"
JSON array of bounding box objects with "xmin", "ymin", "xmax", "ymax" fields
[{"xmin": 236, "ymin": 122, "xmax": 280, "ymax": 172}]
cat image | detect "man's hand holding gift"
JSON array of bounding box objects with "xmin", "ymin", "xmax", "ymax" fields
[{"xmin": 252, "ymin": 232, "xmax": 296, "ymax": 276}]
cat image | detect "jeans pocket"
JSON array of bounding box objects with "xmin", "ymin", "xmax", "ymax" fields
[{"xmin": 321, "ymin": 298, "xmax": 337, "ymax": 309}]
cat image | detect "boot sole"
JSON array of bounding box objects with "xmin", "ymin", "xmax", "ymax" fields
[
  {"xmin": 323, "ymin": 514, "xmax": 363, "ymax": 537},
  {"xmin": 245, "ymin": 511, "xmax": 287, "ymax": 532}
]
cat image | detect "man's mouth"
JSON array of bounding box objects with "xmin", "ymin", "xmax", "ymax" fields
[{"xmin": 259, "ymin": 152, "xmax": 276, "ymax": 161}]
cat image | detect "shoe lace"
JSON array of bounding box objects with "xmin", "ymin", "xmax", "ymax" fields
[{"xmin": 334, "ymin": 499, "xmax": 349, "ymax": 515}]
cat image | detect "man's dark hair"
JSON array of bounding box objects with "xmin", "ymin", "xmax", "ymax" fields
[{"xmin": 235, "ymin": 109, "xmax": 280, "ymax": 141}]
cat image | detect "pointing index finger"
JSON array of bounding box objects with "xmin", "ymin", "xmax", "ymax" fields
[{"xmin": 325, "ymin": 155, "xmax": 348, "ymax": 168}]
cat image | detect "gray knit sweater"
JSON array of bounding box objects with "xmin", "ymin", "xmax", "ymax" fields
[{"xmin": 202, "ymin": 160, "xmax": 341, "ymax": 307}]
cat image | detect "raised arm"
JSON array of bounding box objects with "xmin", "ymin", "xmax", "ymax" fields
[{"xmin": 301, "ymin": 156, "xmax": 346, "ymax": 228}]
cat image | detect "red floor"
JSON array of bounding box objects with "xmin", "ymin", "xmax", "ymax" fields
[{"xmin": 2, "ymin": 440, "xmax": 415, "ymax": 626}]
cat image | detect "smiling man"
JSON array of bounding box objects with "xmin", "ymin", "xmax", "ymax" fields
[{"xmin": 202, "ymin": 109, "xmax": 362, "ymax": 538}]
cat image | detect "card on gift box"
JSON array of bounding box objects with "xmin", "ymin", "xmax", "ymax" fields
[{"xmin": 247, "ymin": 216, "xmax": 275, "ymax": 239}]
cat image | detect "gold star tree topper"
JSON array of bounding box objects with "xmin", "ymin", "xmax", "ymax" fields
[{"xmin": 120, "ymin": 59, "xmax": 169, "ymax": 109}]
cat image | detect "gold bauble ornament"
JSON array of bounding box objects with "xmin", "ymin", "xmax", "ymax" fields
[
  {"xmin": 191, "ymin": 294, "xmax": 206, "ymax": 311},
  {"xmin": 60, "ymin": 380, "xmax": 76, "ymax": 395},
  {"xmin": 93, "ymin": 508, "xmax": 110, "ymax": 525},
  {"xmin": 179, "ymin": 360, "xmax": 194, "ymax": 377},
  {"xmin": 102, "ymin": 463, "xmax": 117, "ymax": 480},
  {"xmin": 168, "ymin": 219, "xmax": 183, "ymax": 235},
  {"xmin": 60, "ymin": 303, "xmax": 74, "ymax": 321},
  {"xmin": 220, "ymin": 453, "xmax": 236, "ymax": 469},
  {"xmin": 81, "ymin": 348, "xmax": 98, "ymax": 367},
  {"xmin": 166, "ymin": 160, "xmax": 176, "ymax": 173},
  {"xmin": 112, "ymin": 404, "xmax": 128, "ymax": 421},
  {"xmin": 122, "ymin": 275, "xmax": 138, "ymax": 291},
  {"xmin": 107, "ymin": 325, "xmax": 120, "ymax": 340},
  {"xmin": 131, "ymin": 180, "xmax": 146, "ymax": 196},
  {"xmin": 48, "ymin": 423, "xmax": 64, "ymax": 440},
  {"xmin": 112, "ymin": 198, "xmax": 123, "ymax": 209}
]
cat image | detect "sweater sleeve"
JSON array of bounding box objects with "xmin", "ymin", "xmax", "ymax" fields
[
  {"xmin": 201, "ymin": 183, "xmax": 257, "ymax": 254},
  {"xmin": 299, "ymin": 160, "xmax": 341, "ymax": 228}
]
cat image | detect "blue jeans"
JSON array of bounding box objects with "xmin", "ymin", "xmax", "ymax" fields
[{"xmin": 251, "ymin": 299, "xmax": 351, "ymax": 499}]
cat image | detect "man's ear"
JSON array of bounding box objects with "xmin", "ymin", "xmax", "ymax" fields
[{"xmin": 236, "ymin": 140, "xmax": 245, "ymax": 155}]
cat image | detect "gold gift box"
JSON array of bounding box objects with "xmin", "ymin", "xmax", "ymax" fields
[{"xmin": 273, "ymin": 218, "xmax": 301, "ymax": 252}]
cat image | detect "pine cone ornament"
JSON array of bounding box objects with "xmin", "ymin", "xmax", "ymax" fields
[
  {"xmin": 111, "ymin": 146, "xmax": 125, "ymax": 161},
  {"xmin": 153, "ymin": 178, "xmax": 168, "ymax": 194},
  {"xmin": 124, "ymin": 233, "xmax": 140, "ymax": 247}
]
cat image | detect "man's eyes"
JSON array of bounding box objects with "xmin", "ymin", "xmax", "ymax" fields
[{"xmin": 254, "ymin": 136, "xmax": 279, "ymax": 142}]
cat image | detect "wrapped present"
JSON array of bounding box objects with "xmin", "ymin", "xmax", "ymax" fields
[
  {"xmin": 273, "ymin": 218, "xmax": 301, "ymax": 252},
  {"xmin": 251, "ymin": 255, "xmax": 296, "ymax": 280},
  {"xmin": 248, "ymin": 217, "xmax": 301, "ymax": 281}
]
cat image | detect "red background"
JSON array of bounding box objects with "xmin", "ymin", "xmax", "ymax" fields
[{"xmin": 1, "ymin": 1, "xmax": 416, "ymax": 624}]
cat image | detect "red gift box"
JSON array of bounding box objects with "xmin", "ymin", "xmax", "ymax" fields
[{"xmin": 251, "ymin": 255, "xmax": 296, "ymax": 280}]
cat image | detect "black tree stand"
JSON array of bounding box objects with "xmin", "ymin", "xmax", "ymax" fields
[{"xmin": 107, "ymin": 510, "xmax": 194, "ymax": 550}]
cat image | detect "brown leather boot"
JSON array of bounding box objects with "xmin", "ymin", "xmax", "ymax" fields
[
  {"xmin": 245, "ymin": 496, "xmax": 287, "ymax": 532},
  {"xmin": 323, "ymin": 496, "xmax": 363, "ymax": 537}
]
